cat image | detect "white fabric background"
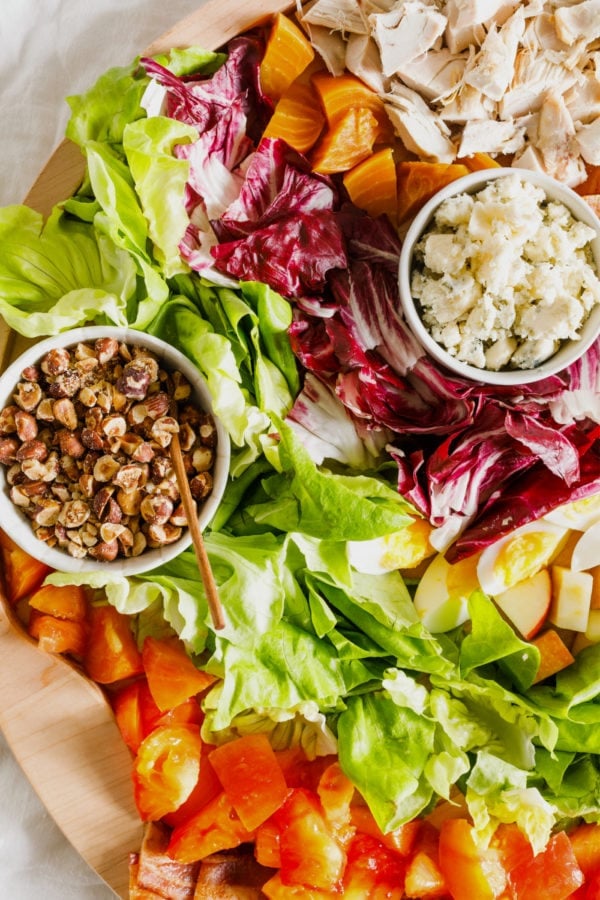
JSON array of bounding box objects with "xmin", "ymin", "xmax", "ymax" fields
[{"xmin": 0, "ymin": 1, "xmax": 208, "ymax": 896}]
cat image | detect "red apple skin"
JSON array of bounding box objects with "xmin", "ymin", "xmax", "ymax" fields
[{"xmin": 494, "ymin": 569, "xmax": 552, "ymax": 640}]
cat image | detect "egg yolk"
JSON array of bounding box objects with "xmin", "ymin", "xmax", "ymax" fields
[
  {"xmin": 494, "ymin": 531, "xmax": 561, "ymax": 588},
  {"xmin": 380, "ymin": 518, "xmax": 435, "ymax": 570},
  {"xmin": 446, "ymin": 553, "xmax": 481, "ymax": 600}
]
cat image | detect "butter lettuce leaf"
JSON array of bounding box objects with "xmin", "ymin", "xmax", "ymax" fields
[{"xmin": 0, "ymin": 205, "xmax": 135, "ymax": 335}]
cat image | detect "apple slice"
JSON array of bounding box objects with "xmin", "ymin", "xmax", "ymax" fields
[
  {"xmin": 412, "ymin": 554, "xmax": 474, "ymax": 633},
  {"xmin": 586, "ymin": 608, "xmax": 600, "ymax": 643},
  {"xmin": 494, "ymin": 569, "xmax": 552, "ymax": 639},
  {"xmin": 549, "ymin": 566, "xmax": 593, "ymax": 632},
  {"xmin": 532, "ymin": 629, "xmax": 575, "ymax": 683}
]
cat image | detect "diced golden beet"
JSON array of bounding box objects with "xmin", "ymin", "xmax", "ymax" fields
[
  {"xmin": 396, "ymin": 161, "xmax": 470, "ymax": 224},
  {"xmin": 457, "ymin": 153, "xmax": 501, "ymax": 172},
  {"xmin": 259, "ymin": 13, "xmax": 315, "ymax": 101},
  {"xmin": 311, "ymin": 107, "xmax": 379, "ymax": 174},
  {"xmin": 262, "ymin": 80, "xmax": 325, "ymax": 153},
  {"xmin": 343, "ymin": 146, "xmax": 398, "ymax": 222},
  {"xmin": 311, "ymin": 70, "xmax": 393, "ymax": 142}
]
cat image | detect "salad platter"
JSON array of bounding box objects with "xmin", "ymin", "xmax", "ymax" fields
[{"xmin": 2, "ymin": 0, "xmax": 600, "ymax": 898}]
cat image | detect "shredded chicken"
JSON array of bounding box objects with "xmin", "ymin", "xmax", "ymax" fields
[
  {"xmin": 463, "ymin": 8, "xmax": 525, "ymax": 101},
  {"xmin": 576, "ymin": 115, "xmax": 600, "ymax": 165},
  {"xmin": 298, "ymin": 0, "xmax": 600, "ymax": 184},
  {"xmin": 555, "ymin": 0, "xmax": 600, "ymax": 46},
  {"xmin": 369, "ymin": 1, "xmax": 447, "ymax": 75},
  {"xmin": 536, "ymin": 90, "xmax": 588, "ymax": 185},
  {"xmin": 384, "ymin": 83, "xmax": 456, "ymax": 161}
]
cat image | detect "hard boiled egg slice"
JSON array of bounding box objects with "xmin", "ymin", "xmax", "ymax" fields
[
  {"xmin": 570, "ymin": 519, "xmax": 600, "ymax": 572},
  {"xmin": 413, "ymin": 552, "xmax": 479, "ymax": 633},
  {"xmin": 544, "ymin": 491, "xmax": 600, "ymax": 531},
  {"xmin": 347, "ymin": 518, "xmax": 434, "ymax": 575},
  {"xmin": 477, "ymin": 521, "xmax": 568, "ymax": 597}
]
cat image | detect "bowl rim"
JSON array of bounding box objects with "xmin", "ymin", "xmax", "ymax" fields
[
  {"xmin": 0, "ymin": 325, "xmax": 231, "ymax": 575},
  {"xmin": 398, "ymin": 166, "xmax": 600, "ymax": 386}
]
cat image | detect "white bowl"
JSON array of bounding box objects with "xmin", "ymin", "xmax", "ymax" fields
[
  {"xmin": 0, "ymin": 326, "xmax": 230, "ymax": 575},
  {"xmin": 398, "ymin": 167, "xmax": 600, "ymax": 386}
]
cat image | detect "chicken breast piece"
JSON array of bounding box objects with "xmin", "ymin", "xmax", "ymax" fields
[
  {"xmin": 576, "ymin": 115, "xmax": 600, "ymax": 165},
  {"xmin": 463, "ymin": 8, "xmax": 525, "ymax": 101},
  {"xmin": 444, "ymin": 0, "xmax": 520, "ymax": 53},
  {"xmin": 370, "ymin": 1, "xmax": 447, "ymax": 76},
  {"xmin": 384, "ymin": 82, "xmax": 456, "ymax": 161},
  {"xmin": 536, "ymin": 90, "xmax": 587, "ymax": 185},
  {"xmin": 555, "ymin": 0, "xmax": 600, "ymax": 46},
  {"xmin": 395, "ymin": 47, "xmax": 467, "ymax": 102}
]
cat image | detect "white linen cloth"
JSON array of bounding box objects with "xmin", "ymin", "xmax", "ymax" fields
[{"xmin": 0, "ymin": 1, "xmax": 208, "ymax": 896}]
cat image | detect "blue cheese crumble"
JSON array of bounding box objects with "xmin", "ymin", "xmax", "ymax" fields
[{"xmin": 410, "ymin": 174, "xmax": 600, "ymax": 370}]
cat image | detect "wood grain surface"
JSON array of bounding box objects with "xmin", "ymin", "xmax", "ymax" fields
[{"xmin": 0, "ymin": 0, "xmax": 292, "ymax": 895}]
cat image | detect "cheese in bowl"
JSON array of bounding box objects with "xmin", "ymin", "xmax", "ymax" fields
[{"xmin": 398, "ymin": 168, "xmax": 600, "ymax": 386}]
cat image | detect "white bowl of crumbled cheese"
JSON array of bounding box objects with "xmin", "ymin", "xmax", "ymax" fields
[{"xmin": 398, "ymin": 168, "xmax": 600, "ymax": 385}]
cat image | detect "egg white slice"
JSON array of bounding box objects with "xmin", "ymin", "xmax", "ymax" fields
[
  {"xmin": 347, "ymin": 519, "xmax": 434, "ymax": 574},
  {"xmin": 570, "ymin": 519, "xmax": 600, "ymax": 573},
  {"xmin": 477, "ymin": 520, "xmax": 568, "ymax": 597},
  {"xmin": 544, "ymin": 492, "xmax": 600, "ymax": 531}
]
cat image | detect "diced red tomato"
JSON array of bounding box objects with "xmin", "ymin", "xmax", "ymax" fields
[
  {"xmin": 273, "ymin": 788, "xmax": 346, "ymax": 890},
  {"xmin": 509, "ymin": 831, "xmax": 584, "ymax": 900},
  {"xmin": 438, "ymin": 818, "xmax": 505, "ymax": 900},
  {"xmin": 0, "ymin": 530, "xmax": 51, "ymax": 603},
  {"xmin": 490, "ymin": 822, "xmax": 534, "ymax": 873},
  {"xmin": 28, "ymin": 612, "xmax": 87, "ymax": 656},
  {"xmin": 162, "ymin": 749, "xmax": 222, "ymax": 830},
  {"xmin": 111, "ymin": 679, "xmax": 161, "ymax": 754},
  {"xmin": 317, "ymin": 762, "xmax": 354, "ymax": 840},
  {"xmin": 350, "ymin": 804, "xmax": 421, "ymax": 856},
  {"xmin": 28, "ymin": 583, "xmax": 87, "ymax": 621},
  {"xmin": 157, "ymin": 696, "xmax": 203, "ymax": 729},
  {"xmin": 569, "ymin": 824, "xmax": 600, "ymax": 880},
  {"xmin": 141, "ymin": 636, "xmax": 217, "ymax": 712},
  {"xmin": 342, "ymin": 833, "xmax": 406, "ymax": 898},
  {"xmin": 404, "ymin": 822, "xmax": 447, "ymax": 898},
  {"xmin": 132, "ymin": 724, "xmax": 202, "ymax": 822},
  {"xmin": 404, "ymin": 850, "xmax": 447, "ymax": 898},
  {"xmin": 208, "ymin": 733, "xmax": 290, "ymax": 832},
  {"xmin": 262, "ymin": 872, "xmax": 336, "ymax": 898},
  {"xmin": 276, "ymin": 748, "xmax": 336, "ymax": 792},
  {"xmin": 255, "ymin": 819, "xmax": 282, "ymax": 869},
  {"xmin": 83, "ymin": 604, "xmax": 143, "ymax": 684},
  {"xmin": 583, "ymin": 870, "xmax": 600, "ymax": 899},
  {"xmin": 168, "ymin": 790, "xmax": 255, "ymax": 863}
]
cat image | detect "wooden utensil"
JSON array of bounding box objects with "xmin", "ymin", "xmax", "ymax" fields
[{"xmin": 170, "ymin": 426, "xmax": 226, "ymax": 630}]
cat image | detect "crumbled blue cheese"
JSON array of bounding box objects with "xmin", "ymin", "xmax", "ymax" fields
[{"xmin": 410, "ymin": 174, "xmax": 600, "ymax": 370}]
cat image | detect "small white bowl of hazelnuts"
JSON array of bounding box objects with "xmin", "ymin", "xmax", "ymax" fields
[{"xmin": 0, "ymin": 326, "xmax": 230, "ymax": 575}]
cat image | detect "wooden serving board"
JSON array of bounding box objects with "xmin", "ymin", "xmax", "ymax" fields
[{"xmin": 0, "ymin": 0, "xmax": 291, "ymax": 895}]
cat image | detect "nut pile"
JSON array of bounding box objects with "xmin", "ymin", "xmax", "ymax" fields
[{"xmin": 0, "ymin": 337, "xmax": 216, "ymax": 561}]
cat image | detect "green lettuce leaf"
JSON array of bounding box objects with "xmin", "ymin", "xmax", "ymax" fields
[
  {"xmin": 0, "ymin": 206, "xmax": 135, "ymax": 335},
  {"xmin": 66, "ymin": 60, "xmax": 149, "ymax": 148},
  {"xmin": 247, "ymin": 418, "xmax": 414, "ymax": 541},
  {"xmin": 122, "ymin": 117, "xmax": 197, "ymax": 278}
]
